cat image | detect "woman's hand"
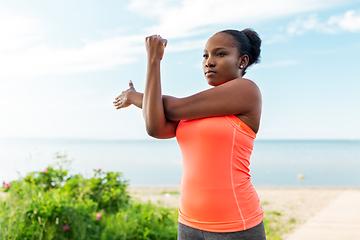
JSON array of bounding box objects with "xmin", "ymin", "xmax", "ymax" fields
[
  {"xmin": 145, "ymin": 35, "xmax": 167, "ymax": 61},
  {"xmin": 113, "ymin": 80, "xmax": 137, "ymax": 109}
]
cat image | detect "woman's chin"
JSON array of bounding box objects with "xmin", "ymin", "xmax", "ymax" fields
[{"xmin": 206, "ymin": 79, "xmax": 225, "ymax": 87}]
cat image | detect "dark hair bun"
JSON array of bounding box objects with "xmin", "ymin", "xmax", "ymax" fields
[
  {"xmin": 241, "ymin": 28, "xmax": 261, "ymax": 66},
  {"xmin": 218, "ymin": 28, "xmax": 262, "ymax": 76}
]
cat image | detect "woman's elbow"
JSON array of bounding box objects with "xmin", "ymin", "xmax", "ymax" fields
[
  {"xmin": 144, "ymin": 121, "xmax": 163, "ymax": 138},
  {"xmin": 145, "ymin": 126, "xmax": 159, "ymax": 138},
  {"xmin": 145, "ymin": 126, "xmax": 174, "ymax": 139}
]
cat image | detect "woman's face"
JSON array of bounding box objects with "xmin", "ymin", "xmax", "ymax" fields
[{"xmin": 202, "ymin": 33, "xmax": 242, "ymax": 86}]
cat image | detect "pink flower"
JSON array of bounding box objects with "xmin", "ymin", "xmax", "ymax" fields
[
  {"xmin": 62, "ymin": 225, "xmax": 70, "ymax": 231},
  {"xmin": 96, "ymin": 212, "xmax": 102, "ymax": 221},
  {"xmin": 97, "ymin": 168, "xmax": 102, "ymax": 172},
  {"xmin": 42, "ymin": 168, "xmax": 48, "ymax": 173},
  {"xmin": 4, "ymin": 182, "xmax": 10, "ymax": 188}
]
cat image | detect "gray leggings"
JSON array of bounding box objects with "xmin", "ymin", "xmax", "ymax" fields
[{"xmin": 177, "ymin": 221, "xmax": 266, "ymax": 240}]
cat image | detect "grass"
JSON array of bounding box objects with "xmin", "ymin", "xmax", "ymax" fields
[
  {"xmin": 160, "ymin": 190, "xmax": 180, "ymax": 195},
  {"xmin": 263, "ymin": 210, "xmax": 297, "ymax": 240}
]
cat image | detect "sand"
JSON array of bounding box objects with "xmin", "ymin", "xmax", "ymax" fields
[{"xmin": 128, "ymin": 186, "xmax": 356, "ymax": 239}]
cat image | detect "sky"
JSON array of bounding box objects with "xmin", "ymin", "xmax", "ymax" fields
[{"xmin": 0, "ymin": 0, "xmax": 360, "ymax": 140}]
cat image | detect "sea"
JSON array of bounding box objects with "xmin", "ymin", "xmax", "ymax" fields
[{"xmin": 0, "ymin": 139, "xmax": 359, "ymax": 188}]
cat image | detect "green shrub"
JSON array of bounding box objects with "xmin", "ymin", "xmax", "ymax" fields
[
  {"xmin": 0, "ymin": 154, "xmax": 177, "ymax": 240},
  {"xmin": 100, "ymin": 202, "xmax": 178, "ymax": 240},
  {"xmin": 63, "ymin": 170, "xmax": 130, "ymax": 212},
  {"xmin": 1, "ymin": 153, "xmax": 286, "ymax": 240}
]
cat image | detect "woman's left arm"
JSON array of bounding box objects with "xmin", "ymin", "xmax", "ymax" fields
[{"xmin": 142, "ymin": 35, "xmax": 179, "ymax": 139}]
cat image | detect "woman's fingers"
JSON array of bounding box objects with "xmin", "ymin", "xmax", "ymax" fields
[
  {"xmin": 113, "ymin": 81, "xmax": 135, "ymax": 109},
  {"xmin": 113, "ymin": 98, "xmax": 120, "ymax": 105},
  {"xmin": 114, "ymin": 99, "xmax": 124, "ymax": 108},
  {"xmin": 146, "ymin": 35, "xmax": 167, "ymax": 45},
  {"xmin": 115, "ymin": 92, "xmax": 124, "ymax": 100},
  {"xmin": 162, "ymin": 38, "xmax": 167, "ymax": 47}
]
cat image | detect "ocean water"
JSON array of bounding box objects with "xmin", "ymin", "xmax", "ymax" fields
[{"xmin": 0, "ymin": 139, "xmax": 359, "ymax": 188}]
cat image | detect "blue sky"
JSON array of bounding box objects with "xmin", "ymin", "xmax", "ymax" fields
[{"xmin": 0, "ymin": 0, "xmax": 359, "ymax": 140}]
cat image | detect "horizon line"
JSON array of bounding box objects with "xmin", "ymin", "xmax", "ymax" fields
[{"xmin": 1, "ymin": 137, "xmax": 359, "ymax": 142}]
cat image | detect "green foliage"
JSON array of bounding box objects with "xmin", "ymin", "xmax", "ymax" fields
[
  {"xmin": 1, "ymin": 153, "xmax": 288, "ymax": 239},
  {"xmin": 0, "ymin": 154, "xmax": 177, "ymax": 240},
  {"xmin": 263, "ymin": 210, "xmax": 296, "ymax": 240},
  {"xmin": 289, "ymin": 218, "xmax": 296, "ymax": 224},
  {"xmin": 160, "ymin": 190, "xmax": 180, "ymax": 195},
  {"xmin": 100, "ymin": 202, "xmax": 178, "ymax": 240},
  {"xmin": 63, "ymin": 170, "xmax": 130, "ymax": 212},
  {"xmin": 269, "ymin": 211, "xmax": 282, "ymax": 216}
]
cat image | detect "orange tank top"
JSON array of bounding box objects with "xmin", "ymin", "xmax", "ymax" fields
[{"xmin": 176, "ymin": 115, "xmax": 263, "ymax": 232}]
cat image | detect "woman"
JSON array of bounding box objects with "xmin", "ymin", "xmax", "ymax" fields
[{"xmin": 114, "ymin": 29, "xmax": 266, "ymax": 240}]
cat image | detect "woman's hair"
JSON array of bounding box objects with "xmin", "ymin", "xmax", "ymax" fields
[{"xmin": 219, "ymin": 29, "xmax": 261, "ymax": 76}]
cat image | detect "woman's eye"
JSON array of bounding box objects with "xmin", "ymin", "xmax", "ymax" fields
[
  {"xmin": 217, "ymin": 52, "xmax": 225, "ymax": 56},
  {"xmin": 203, "ymin": 54, "xmax": 208, "ymax": 58}
]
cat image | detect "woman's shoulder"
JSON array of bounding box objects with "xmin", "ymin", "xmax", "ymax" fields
[
  {"xmin": 223, "ymin": 78, "xmax": 261, "ymax": 96},
  {"xmin": 233, "ymin": 77, "xmax": 258, "ymax": 86}
]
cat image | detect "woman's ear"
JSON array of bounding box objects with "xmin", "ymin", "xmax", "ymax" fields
[{"xmin": 239, "ymin": 55, "xmax": 249, "ymax": 69}]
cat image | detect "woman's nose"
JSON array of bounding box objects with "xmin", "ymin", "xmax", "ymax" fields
[{"xmin": 205, "ymin": 57, "xmax": 215, "ymax": 68}]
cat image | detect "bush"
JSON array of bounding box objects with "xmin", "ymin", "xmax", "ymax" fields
[
  {"xmin": 1, "ymin": 153, "xmax": 286, "ymax": 239},
  {"xmin": 0, "ymin": 154, "xmax": 177, "ymax": 240},
  {"xmin": 100, "ymin": 202, "xmax": 178, "ymax": 240}
]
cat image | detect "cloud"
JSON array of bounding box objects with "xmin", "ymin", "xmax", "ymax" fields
[
  {"xmin": 287, "ymin": 10, "xmax": 360, "ymax": 35},
  {"xmin": 288, "ymin": 14, "xmax": 326, "ymax": 35},
  {"xmin": 0, "ymin": 2, "xmax": 205, "ymax": 78},
  {"xmin": 128, "ymin": 0, "xmax": 349, "ymax": 39},
  {"xmin": 0, "ymin": 8, "xmax": 41, "ymax": 52},
  {"xmin": 328, "ymin": 10, "xmax": 360, "ymax": 32},
  {"xmin": 0, "ymin": 3, "xmax": 206, "ymax": 78},
  {"xmin": 1, "ymin": 2, "xmax": 358, "ymax": 77},
  {"xmin": 0, "ymin": 5, "xmax": 146, "ymax": 77},
  {"xmin": 0, "ymin": 7, "xmax": 145, "ymax": 77},
  {"xmin": 165, "ymin": 39, "xmax": 207, "ymax": 52},
  {"xmin": 0, "ymin": 36, "xmax": 144, "ymax": 77}
]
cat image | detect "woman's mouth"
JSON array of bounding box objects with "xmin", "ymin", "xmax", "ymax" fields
[{"xmin": 205, "ymin": 70, "xmax": 216, "ymax": 77}]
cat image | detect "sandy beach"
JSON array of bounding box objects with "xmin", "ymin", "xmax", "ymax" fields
[{"xmin": 128, "ymin": 186, "xmax": 358, "ymax": 239}]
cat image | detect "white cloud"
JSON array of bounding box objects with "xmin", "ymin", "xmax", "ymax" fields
[
  {"xmin": 0, "ymin": 5, "xmax": 147, "ymax": 77},
  {"xmin": 165, "ymin": 39, "xmax": 207, "ymax": 52},
  {"xmin": 0, "ymin": 4, "xmax": 205, "ymax": 78},
  {"xmin": 0, "ymin": 8, "xmax": 41, "ymax": 52},
  {"xmin": 287, "ymin": 10, "xmax": 360, "ymax": 35},
  {"xmin": 128, "ymin": 0, "xmax": 349, "ymax": 39},
  {"xmin": 0, "ymin": 36, "xmax": 144, "ymax": 77},
  {"xmin": 1, "ymin": 2, "xmax": 358, "ymax": 77},
  {"xmin": 0, "ymin": 2, "xmax": 206, "ymax": 78},
  {"xmin": 328, "ymin": 10, "xmax": 360, "ymax": 32},
  {"xmin": 288, "ymin": 14, "xmax": 326, "ymax": 35}
]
